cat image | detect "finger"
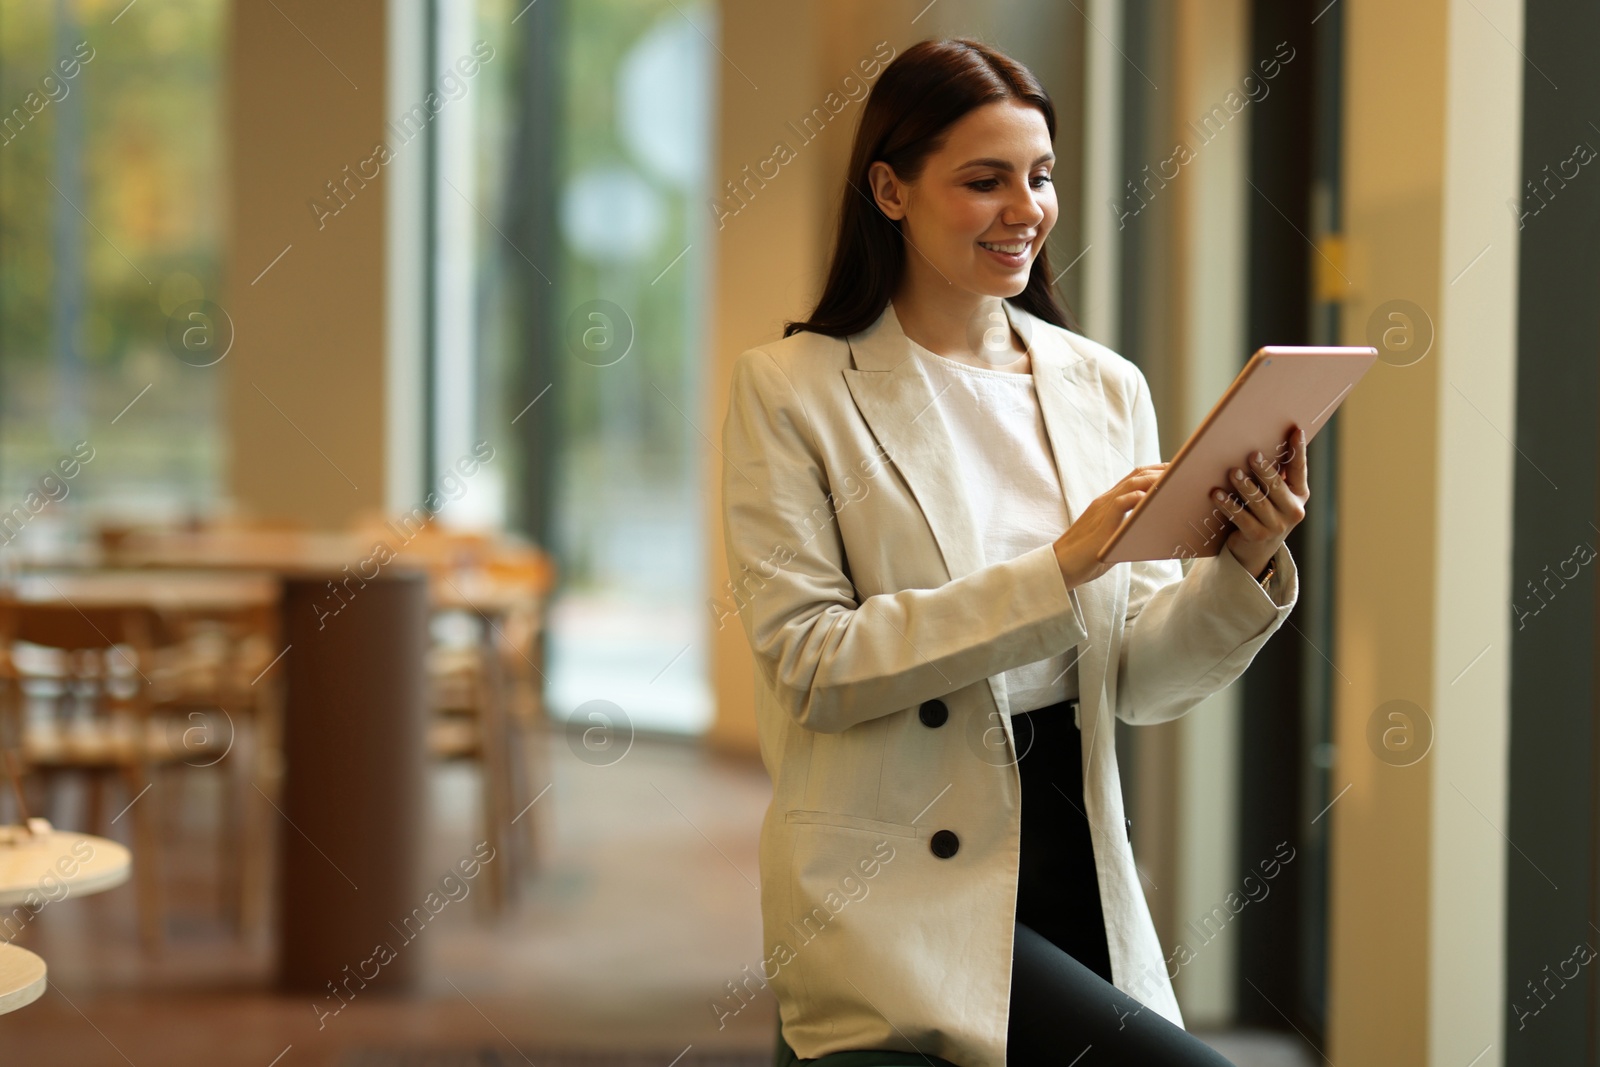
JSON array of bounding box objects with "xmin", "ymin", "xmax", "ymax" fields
[
  {"xmin": 1119, "ymin": 463, "xmax": 1168, "ymax": 485},
  {"xmin": 1095, "ymin": 492, "xmax": 1147, "ymax": 526},
  {"xmin": 1114, "ymin": 471, "xmax": 1164, "ymax": 494},
  {"xmin": 1246, "ymin": 449, "xmax": 1298, "ymax": 514},
  {"xmin": 1110, "ymin": 489, "xmax": 1148, "ymax": 511},
  {"xmin": 1283, "ymin": 426, "xmax": 1309, "ymax": 497},
  {"xmin": 1226, "ymin": 466, "xmax": 1283, "ymax": 531},
  {"xmin": 1211, "ymin": 487, "xmax": 1270, "ymax": 539}
]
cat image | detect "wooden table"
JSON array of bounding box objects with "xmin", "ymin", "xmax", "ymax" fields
[
  {"xmin": 104, "ymin": 529, "xmax": 368, "ymax": 575},
  {"xmin": 0, "ymin": 828, "xmax": 131, "ymax": 907},
  {"xmin": 19, "ymin": 555, "xmax": 432, "ymax": 993},
  {"xmin": 56, "ymin": 528, "xmax": 550, "ymax": 981},
  {"xmin": 0, "ymin": 943, "xmax": 45, "ymax": 1014},
  {"xmin": 5, "ymin": 570, "xmax": 280, "ymax": 615}
]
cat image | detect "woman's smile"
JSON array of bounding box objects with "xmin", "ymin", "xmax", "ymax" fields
[{"xmin": 977, "ymin": 236, "xmax": 1033, "ymax": 268}]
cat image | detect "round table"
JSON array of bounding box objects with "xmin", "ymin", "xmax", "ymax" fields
[
  {"xmin": 0, "ymin": 943, "xmax": 46, "ymax": 1014},
  {"xmin": 0, "ymin": 829, "xmax": 132, "ymax": 907}
]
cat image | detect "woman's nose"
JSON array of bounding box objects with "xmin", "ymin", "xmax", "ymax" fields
[{"xmin": 1005, "ymin": 192, "xmax": 1046, "ymax": 227}]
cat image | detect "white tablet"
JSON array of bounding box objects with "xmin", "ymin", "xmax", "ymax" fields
[{"xmin": 1097, "ymin": 346, "xmax": 1379, "ymax": 564}]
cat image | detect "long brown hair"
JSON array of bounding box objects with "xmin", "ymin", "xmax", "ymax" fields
[{"xmin": 783, "ymin": 37, "xmax": 1079, "ymax": 339}]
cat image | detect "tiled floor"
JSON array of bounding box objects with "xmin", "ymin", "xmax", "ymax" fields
[{"xmin": 0, "ymin": 728, "xmax": 1313, "ymax": 1066}]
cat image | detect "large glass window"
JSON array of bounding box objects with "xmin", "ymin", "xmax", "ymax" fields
[
  {"xmin": 0, "ymin": 0, "xmax": 227, "ymax": 546},
  {"xmin": 432, "ymin": 0, "xmax": 716, "ymax": 735}
]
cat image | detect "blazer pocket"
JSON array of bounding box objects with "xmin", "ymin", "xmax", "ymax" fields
[{"xmin": 784, "ymin": 808, "xmax": 920, "ymax": 839}]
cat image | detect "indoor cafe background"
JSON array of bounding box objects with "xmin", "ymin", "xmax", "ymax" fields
[{"xmin": 0, "ymin": 0, "xmax": 1592, "ymax": 1066}]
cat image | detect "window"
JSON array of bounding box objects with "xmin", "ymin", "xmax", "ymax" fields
[
  {"xmin": 0, "ymin": 0, "xmax": 228, "ymax": 547},
  {"xmin": 430, "ymin": 0, "xmax": 717, "ymax": 735}
]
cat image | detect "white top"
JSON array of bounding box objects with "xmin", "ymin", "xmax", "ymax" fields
[{"xmin": 909, "ymin": 341, "xmax": 1080, "ymax": 714}]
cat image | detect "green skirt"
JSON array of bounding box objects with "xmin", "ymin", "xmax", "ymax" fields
[{"xmin": 774, "ymin": 1021, "xmax": 965, "ymax": 1066}]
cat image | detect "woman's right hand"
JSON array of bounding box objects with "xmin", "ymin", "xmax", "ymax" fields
[{"xmin": 1052, "ymin": 464, "xmax": 1168, "ymax": 590}]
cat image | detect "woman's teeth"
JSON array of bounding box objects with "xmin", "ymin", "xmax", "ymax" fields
[{"xmin": 979, "ymin": 240, "xmax": 1029, "ymax": 254}]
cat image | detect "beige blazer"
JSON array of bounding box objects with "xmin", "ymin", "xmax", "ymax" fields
[{"xmin": 717, "ymin": 297, "xmax": 1297, "ymax": 1066}]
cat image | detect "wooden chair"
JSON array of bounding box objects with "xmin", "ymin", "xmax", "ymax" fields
[
  {"xmin": 1, "ymin": 568, "xmax": 283, "ymax": 943},
  {"xmin": 143, "ymin": 599, "xmax": 282, "ymax": 936},
  {"xmin": 369, "ymin": 525, "xmax": 555, "ymax": 913},
  {"xmin": 0, "ymin": 598, "xmax": 172, "ymax": 950},
  {"xmin": 427, "ymin": 634, "xmax": 516, "ymax": 913},
  {"xmin": 478, "ymin": 554, "xmax": 553, "ymax": 879},
  {"xmin": 426, "ymin": 583, "xmax": 550, "ymax": 912}
]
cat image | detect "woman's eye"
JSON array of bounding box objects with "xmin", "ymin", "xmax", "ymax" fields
[{"xmin": 967, "ymin": 175, "xmax": 1053, "ymax": 192}]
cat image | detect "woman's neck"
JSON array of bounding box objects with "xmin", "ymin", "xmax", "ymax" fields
[{"xmin": 891, "ymin": 289, "xmax": 1028, "ymax": 369}]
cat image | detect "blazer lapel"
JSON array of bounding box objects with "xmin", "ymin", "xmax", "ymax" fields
[
  {"xmin": 842, "ymin": 303, "xmax": 984, "ymax": 584},
  {"xmin": 841, "ymin": 298, "xmax": 1118, "ymax": 580},
  {"xmin": 1004, "ymin": 299, "xmax": 1119, "ymax": 530}
]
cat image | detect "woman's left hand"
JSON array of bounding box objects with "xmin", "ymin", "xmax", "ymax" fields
[{"xmin": 1211, "ymin": 425, "xmax": 1309, "ymax": 581}]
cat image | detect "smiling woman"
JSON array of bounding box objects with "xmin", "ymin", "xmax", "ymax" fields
[
  {"xmin": 783, "ymin": 38, "xmax": 1078, "ymax": 345},
  {"xmin": 732, "ymin": 35, "xmax": 1302, "ymax": 1067}
]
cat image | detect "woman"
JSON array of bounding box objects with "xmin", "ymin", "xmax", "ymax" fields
[{"xmin": 718, "ymin": 37, "xmax": 1305, "ymax": 1067}]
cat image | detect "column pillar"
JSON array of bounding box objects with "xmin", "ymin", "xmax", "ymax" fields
[{"xmin": 1329, "ymin": 1, "xmax": 1523, "ymax": 1062}]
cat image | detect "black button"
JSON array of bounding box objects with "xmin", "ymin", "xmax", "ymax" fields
[
  {"xmin": 1125, "ymin": 817, "xmax": 1133, "ymax": 842},
  {"xmin": 918, "ymin": 698, "xmax": 948, "ymax": 728},
  {"xmin": 930, "ymin": 829, "xmax": 960, "ymax": 858}
]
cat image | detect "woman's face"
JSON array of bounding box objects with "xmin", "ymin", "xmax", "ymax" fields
[{"xmin": 870, "ymin": 99, "xmax": 1057, "ymax": 301}]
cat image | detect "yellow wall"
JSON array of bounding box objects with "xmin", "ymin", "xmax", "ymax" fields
[
  {"xmin": 706, "ymin": 1, "xmax": 832, "ymax": 756},
  {"xmin": 225, "ymin": 0, "xmax": 391, "ymax": 525},
  {"xmin": 1329, "ymin": 3, "xmax": 1446, "ymax": 1059},
  {"xmin": 1331, "ymin": 0, "xmax": 1522, "ymax": 1062}
]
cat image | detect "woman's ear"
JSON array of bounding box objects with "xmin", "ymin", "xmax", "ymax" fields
[{"xmin": 867, "ymin": 160, "xmax": 908, "ymax": 220}]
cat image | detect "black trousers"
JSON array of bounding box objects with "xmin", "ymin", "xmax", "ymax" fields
[
  {"xmin": 775, "ymin": 698, "xmax": 1236, "ymax": 1067},
  {"xmin": 1007, "ymin": 697, "xmax": 1235, "ymax": 1065}
]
